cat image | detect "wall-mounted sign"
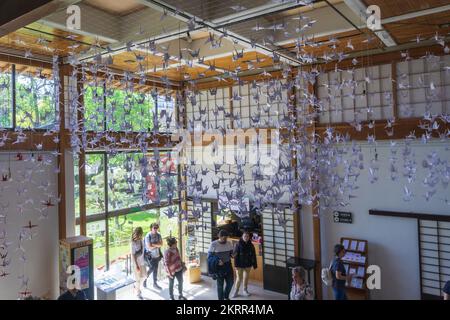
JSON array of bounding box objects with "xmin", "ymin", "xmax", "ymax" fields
[{"xmin": 334, "ymin": 211, "xmax": 353, "ymax": 224}]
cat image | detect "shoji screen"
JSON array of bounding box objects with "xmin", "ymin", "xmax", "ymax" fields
[
  {"xmin": 317, "ymin": 63, "xmax": 393, "ymax": 124},
  {"xmin": 418, "ymin": 219, "xmax": 450, "ymax": 299},
  {"xmin": 186, "ymin": 200, "xmax": 212, "ymax": 254},
  {"xmin": 397, "ymin": 55, "xmax": 450, "ymax": 118},
  {"xmin": 262, "ymin": 207, "xmax": 295, "ymax": 268}
]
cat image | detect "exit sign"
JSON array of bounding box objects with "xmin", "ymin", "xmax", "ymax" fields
[{"xmin": 334, "ymin": 211, "xmax": 352, "ymax": 224}]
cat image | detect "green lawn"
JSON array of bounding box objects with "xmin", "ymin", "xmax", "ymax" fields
[{"xmin": 91, "ymin": 209, "xmax": 179, "ymax": 270}]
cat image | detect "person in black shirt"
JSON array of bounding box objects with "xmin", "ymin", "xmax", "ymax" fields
[
  {"xmin": 331, "ymin": 244, "xmax": 353, "ymax": 300},
  {"xmin": 443, "ymin": 280, "xmax": 450, "ymax": 300},
  {"xmin": 57, "ymin": 288, "xmax": 88, "ymax": 300}
]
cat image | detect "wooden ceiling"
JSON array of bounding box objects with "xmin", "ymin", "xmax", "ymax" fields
[
  {"xmin": 384, "ymin": 11, "xmax": 450, "ymax": 44},
  {"xmin": 0, "ymin": 60, "xmax": 53, "ymax": 77},
  {"xmin": 145, "ymin": 51, "xmax": 274, "ymax": 81},
  {"xmin": 109, "ymin": 51, "xmax": 176, "ymax": 73},
  {"xmin": 83, "ymin": 0, "xmax": 146, "ymax": 16},
  {"xmin": 363, "ymin": 0, "xmax": 449, "ymax": 18},
  {"xmin": 280, "ymin": 29, "xmax": 383, "ymax": 60},
  {"xmin": 0, "ymin": 22, "xmax": 108, "ymax": 57}
]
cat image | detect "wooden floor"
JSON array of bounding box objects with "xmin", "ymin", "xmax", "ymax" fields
[{"xmin": 113, "ymin": 276, "xmax": 287, "ymax": 300}]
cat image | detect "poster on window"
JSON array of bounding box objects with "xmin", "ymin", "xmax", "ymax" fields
[{"xmin": 74, "ymin": 246, "xmax": 90, "ymax": 290}]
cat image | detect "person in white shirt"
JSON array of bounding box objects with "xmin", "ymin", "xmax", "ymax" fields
[
  {"xmin": 208, "ymin": 230, "xmax": 235, "ymax": 300},
  {"xmin": 131, "ymin": 227, "xmax": 146, "ymax": 299},
  {"xmin": 144, "ymin": 223, "xmax": 163, "ymax": 290}
]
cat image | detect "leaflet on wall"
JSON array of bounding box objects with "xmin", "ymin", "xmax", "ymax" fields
[
  {"xmin": 342, "ymin": 239, "xmax": 350, "ymax": 250},
  {"xmin": 357, "ymin": 241, "xmax": 366, "ymax": 252},
  {"xmin": 357, "ymin": 266, "xmax": 365, "ymax": 277},
  {"xmin": 351, "ymin": 277, "xmax": 363, "ymax": 289}
]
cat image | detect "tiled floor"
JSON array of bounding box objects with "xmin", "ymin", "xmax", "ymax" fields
[{"xmin": 114, "ymin": 275, "xmax": 287, "ymax": 300}]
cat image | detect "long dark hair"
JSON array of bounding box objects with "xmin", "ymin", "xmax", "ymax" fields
[{"xmin": 132, "ymin": 227, "xmax": 143, "ymax": 241}]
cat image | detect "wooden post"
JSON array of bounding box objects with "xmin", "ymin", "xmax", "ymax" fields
[
  {"xmin": 289, "ymin": 71, "xmax": 301, "ymax": 258},
  {"xmin": 57, "ymin": 63, "xmax": 67, "ymax": 240},
  {"xmin": 310, "ymin": 78, "xmax": 323, "ymax": 300},
  {"xmin": 391, "ymin": 62, "xmax": 399, "ymax": 120},
  {"xmin": 77, "ymin": 69, "xmax": 87, "ymax": 236}
]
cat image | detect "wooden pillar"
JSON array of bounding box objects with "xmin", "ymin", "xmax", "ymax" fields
[
  {"xmin": 289, "ymin": 71, "xmax": 301, "ymax": 258},
  {"xmin": 77, "ymin": 70, "xmax": 87, "ymax": 236},
  {"xmin": 229, "ymin": 86, "xmax": 234, "ymax": 130},
  {"xmin": 391, "ymin": 62, "xmax": 398, "ymax": 120},
  {"xmin": 57, "ymin": 63, "xmax": 68, "ymax": 240},
  {"xmin": 310, "ymin": 79, "xmax": 323, "ymax": 299}
]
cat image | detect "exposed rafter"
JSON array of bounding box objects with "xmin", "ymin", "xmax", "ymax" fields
[{"xmin": 136, "ymin": 0, "xmax": 302, "ymax": 66}]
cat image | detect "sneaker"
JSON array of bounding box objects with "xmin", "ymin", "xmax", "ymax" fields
[
  {"xmin": 179, "ymin": 295, "xmax": 187, "ymax": 300},
  {"xmin": 170, "ymin": 296, "xmax": 175, "ymax": 300},
  {"xmin": 231, "ymin": 291, "xmax": 239, "ymax": 298},
  {"xmin": 153, "ymin": 283, "xmax": 162, "ymax": 290},
  {"xmin": 243, "ymin": 290, "xmax": 251, "ymax": 297},
  {"xmin": 137, "ymin": 293, "xmax": 143, "ymax": 300}
]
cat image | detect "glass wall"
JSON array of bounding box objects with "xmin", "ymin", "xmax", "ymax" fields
[
  {"xmin": 15, "ymin": 68, "xmax": 57, "ymax": 129},
  {"xmin": 108, "ymin": 207, "xmax": 179, "ymax": 270},
  {"xmin": 0, "ymin": 64, "xmax": 57, "ymax": 130},
  {"xmin": 0, "ymin": 66, "xmax": 12, "ymax": 128},
  {"xmin": 75, "ymin": 150, "xmax": 180, "ymax": 272}
]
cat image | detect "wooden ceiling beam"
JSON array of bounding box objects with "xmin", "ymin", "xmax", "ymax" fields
[{"xmin": 0, "ymin": 0, "xmax": 76, "ymax": 37}]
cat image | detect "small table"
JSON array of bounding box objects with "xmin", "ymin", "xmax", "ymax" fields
[{"xmin": 95, "ymin": 273, "xmax": 135, "ymax": 300}]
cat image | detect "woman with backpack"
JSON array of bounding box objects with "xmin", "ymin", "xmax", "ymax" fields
[
  {"xmin": 232, "ymin": 230, "xmax": 257, "ymax": 298},
  {"xmin": 330, "ymin": 244, "xmax": 353, "ymax": 300},
  {"xmin": 131, "ymin": 227, "xmax": 146, "ymax": 299}
]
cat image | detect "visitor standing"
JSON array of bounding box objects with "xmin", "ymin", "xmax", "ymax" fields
[
  {"xmin": 131, "ymin": 227, "xmax": 146, "ymax": 299},
  {"xmin": 208, "ymin": 230, "xmax": 234, "ymax": 300},
  {"xmin": 331, "ymin": 244, "xmax": 353, "ymax": 300},
  {"xmin": 290, "ymin": 266, "xmax": 314, "ymax": 300},
  {"xmin": 164, "ymin": 237, "xmax": 187, "ymax": 300},
  {"xmin": 232, "ymin": 231, "xmax": 257, "ymax": 297},
  {"xmin": 144, "ymin": 223, "xmax": 163, "ymax": 290}
]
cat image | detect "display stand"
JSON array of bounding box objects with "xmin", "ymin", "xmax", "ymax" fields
[
  {"xmin": 59, "ymin": 236, "xmax": 94, "ymax": 300},
  {"xmin": 340, "ymin": 237, "xmax": 369, "ymax": 300},
  {"xmin": 184, "ymin": 201, "xmax": 203, "ymax": 283}
]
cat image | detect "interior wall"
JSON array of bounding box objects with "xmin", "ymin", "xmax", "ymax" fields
[
  {"xmin": 314, "ymin": 140, "xmax": 450, "ymax": 300},
  {"xmin": 0, "ymin": 153, "xmax": 59, "ymax": 300}
]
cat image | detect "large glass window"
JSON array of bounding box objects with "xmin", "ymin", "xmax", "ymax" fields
[
  {"xmin": 107, "ymin": 153, "xmax": 145, "ymax": 211},
  {"xmin": 157, "ymin": 94, "xmax": 176, "ymax": 132},
  {"xmin": 105, "ymin": 86, "xmax": 154, "ymax": 132},
  {"xmin": 76, "ymin": 150, "xmax": 180, "ymax": 272},
  {"xmin": 108, "ymin": 207, "xmax": 179, "ymax": 269},
  {"xmin": 159, "ymin": 151, "xmax": 178, "ymax": 203},
  {"xmin": 85, "ymin": 153, "xmax": 105, "ymax": 215},
  {"xmin": 87, "ymin": 220, "xmax": 107, "ymax": 270},
  {"xmin": 15, "ymin": 67, "xmax": 57, "ymax": 129},
  {"xmin": 0, "ymin": 65, "xmax": 12, "ymax": 128},
  {"xmin": 84, "ymin": 84, "xmax": 105, "ymax": 131}
]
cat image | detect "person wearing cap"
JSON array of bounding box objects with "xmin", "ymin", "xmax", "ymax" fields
[{"xmin": 208, "ymin": 229, "xmax": 235, "ymax": 300}]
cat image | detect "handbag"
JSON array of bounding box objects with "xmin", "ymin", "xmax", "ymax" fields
[{"xmin": 181, "ymin": 262, "xmax": 187, "ymax": 273}]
